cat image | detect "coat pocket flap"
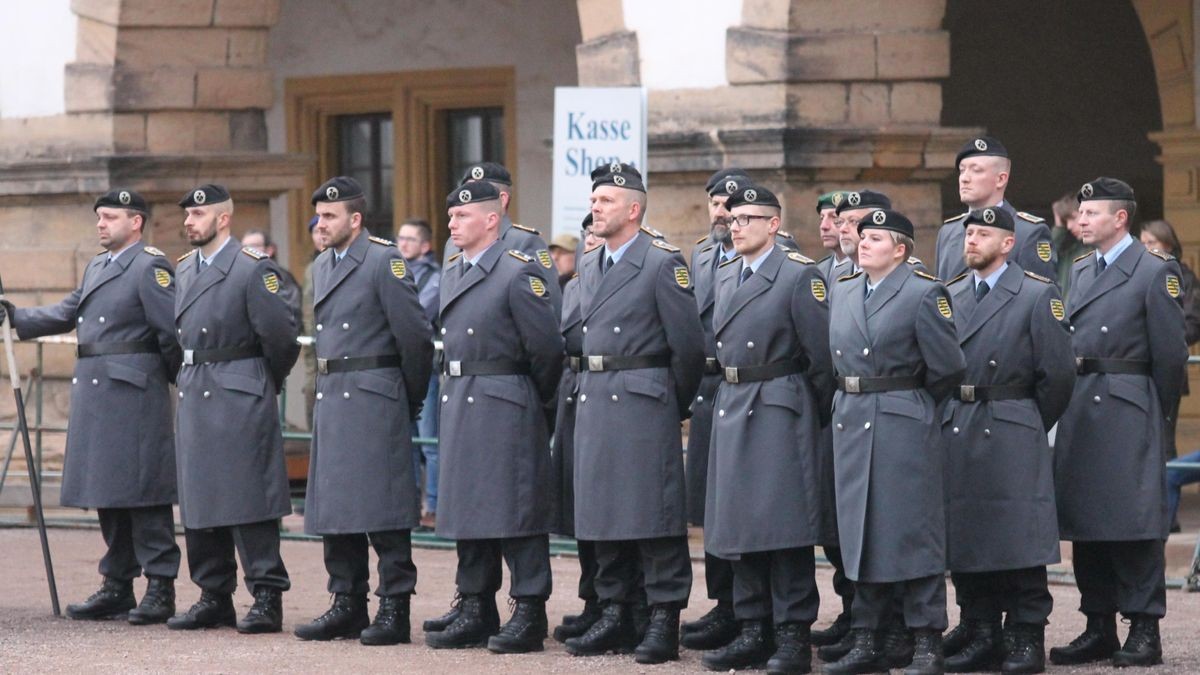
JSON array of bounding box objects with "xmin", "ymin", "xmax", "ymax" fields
[
  {"xmin": 877, "ymin": 392, "xmax": 925, "ymax": 420},
  {"xmin": 989, "ymin": 400, "xmax": 1042, "ymax": 429},
  {"xmin": 1108, "ymin": 377, "xmax": 1150, "ymax": 412},
  {"xmin": 356, "ymin": 371, "xmax": 401, "ymax": 400},
  {"xmin": 215, "ymin": 372, "xmax": 264, "ymax": 397},
  {"xmin": 758, "ymin": 382, "xmax": 804, "ymax": 413},
  {"xmin": 623, "ymin": 370, "xmax": 669, "ymax": 401},
  {"xmin": 105, "ymin": 361, "xmax": 148, "ymax": 389},
  {"xmin": 475, "ymin": 376, "xmax": 528, "ymax": 406}
]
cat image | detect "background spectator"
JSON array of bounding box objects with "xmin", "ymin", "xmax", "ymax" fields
[
  {"xmin": 1051, "ymin": 192, "xmax": 1091, "ymax": 298},
  {"xmin": 243, "ymin": 228, "xmax": 302, "ymax": 328},
  {"xmin": 549, "ymin": 233, "xmax": 580, "ymax": 288},
  {"xmin": 300, "ymin": 216, "xmax": 325, "ymax": 428}
]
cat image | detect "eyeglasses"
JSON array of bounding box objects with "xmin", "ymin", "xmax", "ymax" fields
[{"xmin": 731, "ymin": 214, "xmax": 773, "ymax": 228}]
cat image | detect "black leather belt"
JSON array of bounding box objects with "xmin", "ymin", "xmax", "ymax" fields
[
  {"xmin": 1076, "ymin": 357, "xmax": 1151, "ymax": 376},
  {"xmin": 582, "ymin": 353, "xmax": 672, "ymax": 372},
  {"xmin": 76, "ymin": 339, "xmax": 159, "ymax": 358},
  {"xmin": 182, "ymin": 344, "xmax": 262, "ymax": 366},
  {"xmin": 723, "ymin": 360, "xmax": 804, "ymax": 384},
  {"xmin": 703, "ymin": 357, "xmax": 722, "ymax": 375},
  {"xmin": 444, "ymin": 359, "xmax": 531, "ymax": 377},
  {"xmin": 318, "ymin": 354, "xmax": 402, "ymax": 375},
  {"xmin": 837, "ymin": 374, "xmax": 922, "ymax": 394},
  {"xmin": 568, "ymin": 355, "xmax": 583, "ymax": 373},
  {"xmin": 955, "ymin": 383, "xmax": 1036, "ymax": 402}
]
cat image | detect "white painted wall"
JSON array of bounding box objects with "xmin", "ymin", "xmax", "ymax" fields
[
  {"xmin": 623, "ymin": 0, "xmax": 742, "ymax": 89},
  {"xmin": 0, "ymin": 0, "xmax": 76, "ymax": 118}
]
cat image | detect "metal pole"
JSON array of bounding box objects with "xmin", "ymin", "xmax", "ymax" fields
[{"xmin": 0, "ymin": 376, "xmax": 36, "ymax": 498}]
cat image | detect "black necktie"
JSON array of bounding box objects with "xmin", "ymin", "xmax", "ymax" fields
[
  {"xmin": 332, "ymin": 253, "xmax": 340, "ymax": 269},
  {"xmin": 103, "ymin": 257, "xmax": 111, "ymax": 268},
  {"xmin": 462, "ymin": 261, "xmax": 473, "ymax": 278},
  {"xmin": 865, "ymin": 285, "xmax": 873, "ymax": 300},
  {"xmin": 976, "ymin": 281, "xmax": 990, "ymax": 302},
  {"xmin": 604, "ymin": 255, "xmax": 614, "ymax": 274},
  {"xmin": 739, "ymin": 267, "xmax": 753, "ymax": 286},
  {"xmin": 1098, "ymin": 256, "xmax": 1107, "ymax": 273}
]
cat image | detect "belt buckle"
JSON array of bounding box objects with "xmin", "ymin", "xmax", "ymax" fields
[
  {"xmin": 317, "ymin": 358, "xmax": 329, "ymax": 375},
  {"xmin": 843, "ymin": 376, "xmax": 860, "ymax": 393},
  {"xmin": 588, "ymin": 355, "xmax": 605, "ymax": 372},
  {"xmin": 959, "ymin": 384, "xmax": 976, "ymax": 402},
  {"xmin": 724, "ymin": 366, "xmax": 739, "ymax": 384},
  {"xmin": 1075, "ymin": 357, "xmax": 1084, "ymax": 370},
  {"xmin": 183, "ymin": 349, "xmax": 194, "ymax": 366},
  {"xmin": 569, "ymin": 356, "xmax": 581, "ymax": 371},
  {"xmin": 448, "ymin": 360, "xmax": 462, "ymax": 377}
]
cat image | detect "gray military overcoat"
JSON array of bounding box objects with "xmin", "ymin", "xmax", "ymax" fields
[
  {"xmin": 815, "ymin": 254, "xmax": 855, "ymax": 546},
  {"xmin": 573, "ymin": 232, "xmax": 705, "ymax": 540},
  {"xmin": 14, "ymin": 246, "xmax": 181, "ymax": 509},
  {"xmin": 704, "ymin": 248, "xmax": 834, "ymax": 557},
  {"xmin": 685, "ymin": 233, "xmax": 725, "ymax": 526},
  {"xmin": 174, "ymin": 240, "xmax": 300, "ymax": 529},
  {"xmin": 942, "ymin": 264, "xmax": 1076, "ymax": 572},
  {"xmin": 443, "ymin": 215, "xmax": 561, "ymax": 316},
  {"xmin": 828, "ymin": 265, "xmax": 965, "ymax": 582},
  {"xmin": 551, "ymin": 276, "xmax": 582, "ymax": 537},
  {"xmin": 436, "ymin": 243, "xmax": 563, "ymax": 540},
  {"xmin": 1055, "ymin": 240, "xmax": 1187, "ymax": 541},
  {"xmin": 304, "ymin": 231, "xmax": 433, "ymax": 535},
  {"xmin": 936, "ymin": 203, "xmax": 1056, "ymax": 282}
]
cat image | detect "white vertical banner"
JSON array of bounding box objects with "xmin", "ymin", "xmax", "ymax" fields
[{"xmin": 551, "ymin": 86, "xmax": 648, "ymax": 239}]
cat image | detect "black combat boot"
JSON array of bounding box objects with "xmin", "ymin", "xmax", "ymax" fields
[
  {"xmin": 905, "ymin": 629, "xmax": 945, "ymax": 675},
  {"xmin": 565, "ymin": 602, "xmax": 639, "ymax": 656},
  {"xmin": 824, "ymin": 628, "xmax": 886, "ymax": 675},
  {"xmin": 635, "ymin": 604, "xmax": 682, "ymax": 664},
  {"xmin": 1048, "ymin": 613, "xmax": 1119, "ymax": 665},
  {"xmin": 942, "ymin": 619, "xmax": 977, "ymax": 658},
  {"xmin": 881, "ymin": 621, "xmax": 916, "ymax": 668},
  {"xmin": 701, "ymin": 619, "xmax": 773, "ymax": 671},
  {"xmin": 553, "ymin": 598, "xmax": 602, "ymax": 642},
  {"xmin": 166, "ymin": 590, "xmax": 237, "ymax": 630},
  {"xmin": 1111, "ymin": 615, "xmax": 1163, "ymax": 668},
  {"xmin": 423, "ymin": 593, "xmax": 461, "ymax": 632},
  {"xmin": 812, "ymin": 608, "xmax": 852, "ymax": 647},
  {"xmin": 66, "ymin": 577, "xmax": 136, "ymax": 620},
  {"xmin": 1001, "ymin": 623, "xmax": 1045, "ymax": 674},
  {"xmin": 632, "ymin": 592, "xmax": 652, "ymax": 641},
  {"xmin": 818, "ymin": 622, "xmax": 858, "ymax": 662},
  {"xmin": 767, "ymin": 622, "xmax": 813, "ymax": 674},
  {"xmin": 360, "ymin": 595, "xmax": 410, "ymax": 645},
  {"xmin": 425, "ymin": 594, "xmax": 500, "ymax": 649},
  {"xmin": 682, "ymin": 600, "xmax": 739, "ymax": 649},
  {"xmin": 487, "ymin": 597, "xmax": 548, "ymax": 654},
  {"xmin": 237, "ymin": 586, "xmax": 283, "ymax": 634},
  {"xmin": 128, "ymin": 576, "xmax": 175, "ymax": 625},
  {"xmin": 945, "ymin": 620, "xmax": 1003, "ymax": 672},
  {"xmin": 294, "ymin": 592, "xmax": 369, "ymax": 640}
]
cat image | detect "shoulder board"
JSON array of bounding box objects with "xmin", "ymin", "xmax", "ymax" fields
[
  {"xmin": 695, "ymin": 234, "xmax": 710, "ymax": 245},
  {"xmin": 447, "ymin": 252, "xmax": 463, "ymax": 263},
  {"xmin": 368, "ymin": 235, "xmax": 394, "ymax": 246},
  {"xmin": 1073, "ymin": 252, "xmax": 1093, "ymax": 263},
  {"xmin": 1023, "ymin": 270, "xmax": 1053, "ymax": 283},
  {"xmin": 507, "ymin": 249, "xmax": 533, "ymax": 263},
  {"xmin": 718, "ymin": 255, "xmax": 743, "ymax": 269},
  {"xmin": 946, "ymin": 272, "xmax": 970, "ymax": 285},
  {"xmin": 907, "ymin": 256, "xmax": 924, "ymax": 265},
  {"xmin": 641, "ymin": 225, "xmax": 665, "ymax": 239},
  {"xmin": 583, "ymin": 243, "xmax": 604, "ymax": 254},
  {"xmin": 944, "ymin": 212, "xmax": 968, "ymax": 224},
  {"xmin": 242, "ymin": 246, "xmax": 267, "ymax": 260},
  {"xmin": 93, "ymin": 250, "xmax": 107, "ymax": 257},
  {"xmin": 143, "ymin": 246, "xmax": 165, "ymax": 257},
  {"xmin": 177, "ymin": 250, "xmax": 196, "ymax": 263},
  {"xmin": 837, "ymin": 271, "xmax": 863, "ymax": 282},
  {"xmin": 651, "ymin": 239, "xmax": 681, "ymax": 253},
  {"xmin": 787, "ymin": 252, "xmax": 814, "ymax": 264},
  {"xmin": 511, "ymin": 222, "xmax": 540, "ymax": 235},
  {"xmin": 913, "ymin": 269, "xmax": 940, "ymax": 282},
  {"xmin": 699, "ymin": 245, "xmax": 715, "ymax": 254},
  {"xmin": 1016, "ymin": 211, "xmax": 1045, "ymax": 223},
  {"xmin": 1147, "ymin": 248, "xmax": 1175, "ymax": 262},
  {"xmin": 818, "ymin": 254, "xmax": 832, "ymax": 264},
  {"xmin": 571, "ymin": 272, "xmax": 579, "ymax": 279},
  {"xmin": 777, "ymin": 230, "xmax": 795, "ymax": 240}
]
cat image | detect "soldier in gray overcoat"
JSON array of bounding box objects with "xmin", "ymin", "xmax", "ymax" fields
[
  {"xmin": 167, "ymin": 184, "xmax": 300, "ymax": 635},
  {"xmin": 700, "ymin": 184, "xmax": 835, "ymax": 674},
  {"xmin": 3, "ymin": 188, "xmax": 181, "ymax": 624},
  {"xmin": 292, "ymin": 177, "xmax": 433, "ymax": 646},
  {"xmin": 939, "ymin": 208, "xmax": 1076, "ymax": 673},
  {"xmin": 1049, "ymin": 178, "xmax": 1187, "ymax": 669},
  {"xmin": 564, "ymin": 164, "xmax": 705, "ymax": 665},
  {"xmin": 425, "ymin": 180, "xmax": 563, "ymax": 654},
  {"xmin": 824, "ymin": 209, "xmax": 965, "ymax": 675}
]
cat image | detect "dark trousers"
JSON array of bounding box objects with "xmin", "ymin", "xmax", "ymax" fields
[
  {"xmin": 455, "ymin": 535, "xmax": 552, "ymax": 600},
  {"xmin": 97, "ymin": 505, "xmax": 180, "ymax": 580},
  {"xmin": 705, "ymin": 552, "xmax": 734, "ymax": 604},
  {"xmin": 852, "ymin": 574, "xmax": 947, "ymax": 631},
  {"xmin": 951, "ymin": 566, "xmax": 1052, "ymax": 625},
  {"xmin": 577, "ymin": 539, "xmax": 598, "ymax": 602},
  {"xmin": 184, "ymin": 520, "xmax": 289, "ymax": 595},
  {"xmin": 1073, "ymin": 540, "xmax": 1167, "ymax": 618},
  {"xmin": 731, "ymin": 546, "xmax": 819, "ymax": 626},
  {"xmin": 595, "ymin": 536, "xmax": 692, "ymax": 607},
  {"xmin": 824, "ymin": 545, "xmax": 855, "ymax": 615},
  {"xmin": 324, "ymin": 530, "xmax": 416, "ymax": 597}
]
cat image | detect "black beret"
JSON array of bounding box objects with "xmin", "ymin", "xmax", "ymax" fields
[
  {"xmin": 963, "ymin": 207, "xmax": 1014, "ymax": 232},
  {"xmin": 307, "ymin": 215, "xmax": 319, "ymax": 233},
  {"xmin": 592, "ymin": 165, "xmax": 646, "ymax": 193},
  {"xmin": 835, "ymin": 189, "xmax": 892, "ymax": 215},
  {"xmin": 459, "ymin": 162, "xmax": 512, "ymax": 186},
  {"xmin": 709, "ymin": 174, "xmax": 752, "ymax": 198},
  {"xmin": 447, "ymin": 180, "xmax": 501, "ymax": 208},
  {"xmin": 581, "ymin": 213, "xmax": 593, "ymax": 229},
  {"xmin": 726, "ymin": 184, "xmax": 780, "ymax": 210},
  {"xmin": 590, "ymin": 161, "xmax": 643, "ymax": 182},
  {"xmin": 1077, "ymin": 177, "xmax": 1135, "ymax": 203},
  {"xmin": 857, "ymin": 208, "xmax": 914, "ymax": 239},
  {"xmin": 955, "ymin": 135, "xmax": 1008, "ymax": 167},
  {"xmin": 312, "ymin": 176, "xmax": 364, "ymax": 205},
  {"xmin": 705, "ymin": 168, "xmax": 749, "ymax": 195},
  {"xmin": 94, "ymin": 188, "xmax": 148, "ymax": 214},
  {"xmin": 179, "ymin": 184, "xmax": 230, "ymax": 208},
  {"xmin": 816, "ymin": 191, "xmax": 846, "ymax": 213}
]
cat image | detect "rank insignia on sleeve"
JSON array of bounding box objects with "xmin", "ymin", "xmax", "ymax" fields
[
  {"xmin": 529, "ymin": 276, "xmax": 547, "ymax": 297},
  {"xmin": 263, "ymin": 272, "xmax": 280, "ymax": 294},
  {"xmin": 1050, "ymin": 298, "xmax": 1065, "ymax": 321},
  {"xmin": 674, "ymin": 266, "xmax": 691, "ymax": 288},
  {"xmin": 1167, "ymin": 275, "xmax": 1181, "ymax": 298},
  {"xmin": 154, "ymin": 268, "xmax": 171, "ymax": 288},
  {"xmin": 1037, "ymin": 241, "xmax": 1052, "ymax": 262},
  {"xmin": 537, "ymin": 249, "xmax": 553, "ymax": 269},
  {"xmin": 936, "ymin": 296, "xmax": 953, "ymax": 319},
  {"xmin": 390, "ymin": 259, "xmax": 407, "ymax": 279},
  {"xmin": 811, "ymin": 278, "xmax": 827, "ymax": 302}
]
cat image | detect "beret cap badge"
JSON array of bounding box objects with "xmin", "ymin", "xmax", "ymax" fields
[
  {"xmin": 326, "ymin": 186, "xmax": 339, "ymax": 200},
  {"xmin": 725, "ymin": 179, "xmax": 739, "ymax": 194},
  {"xmin": 193, "ymin": 189, "xmax": 206, "ymax": 205},
  {"xmin": 458, "ymin": 189, "xmax": 472, "ymax": 204},
  {"xmin": 872, "ymin": 210, "xmax": 887, "ymax": 225},
  {"xmin": 974, "ymin": 138, "xmax": 988, "ymax": 151},
  {"xmin": 118, "ymin": 191, "xmax": 131, "ymax": 205},
  {"xmin": 471, "ymin": 166, "xmax": 485, "ymax": 180},
  {"xmin": 983, "ymin": 208, "xmax": 996, "ymax": 224},
  {"xmin": 1081, "ymin": 183, "xmax": 1094, "ymax": 199},
  {"xmin": 848, "ymin": 192, "xmax": 861, "ymax": 206},
  {"xmin": 744, "ymin": 188, "xmax": 757, "ymax": 203}
]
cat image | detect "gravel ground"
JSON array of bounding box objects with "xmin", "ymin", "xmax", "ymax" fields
[{"xmin": 1, "ymin": 527, "xmax": 1198, "ymax": 673}]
